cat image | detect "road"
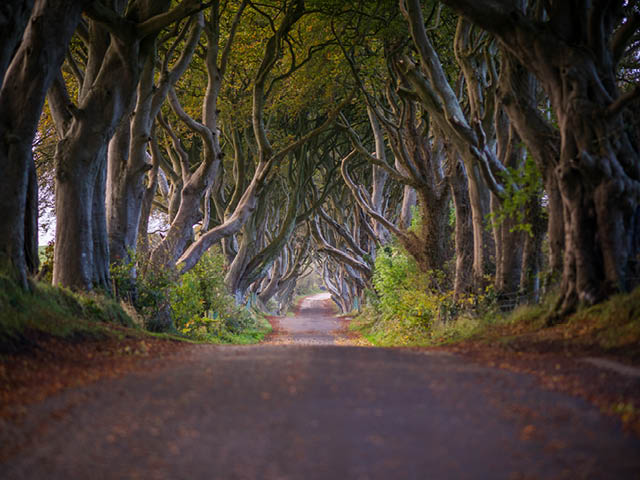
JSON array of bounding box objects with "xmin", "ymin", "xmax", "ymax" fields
[{"xmin": 1, "ymin": 293, "xmax": 639, "ymax": 479}]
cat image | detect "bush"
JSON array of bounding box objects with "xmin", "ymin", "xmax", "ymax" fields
[
  {"xmin": 170, "ymin": 250, "xmax": 257, "ymax": 340},
  {"xmin": 110, "ymin": 248, "xmax": 268, "ymax": 343},
  {"xmin": 354, "ymin": 244, "xmax": 496, "ymax": 346}
]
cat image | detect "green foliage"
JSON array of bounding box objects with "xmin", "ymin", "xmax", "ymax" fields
[
  {"xmin": 408, "ymin": 204, "xmax": 422, "ymax": 234},
  {"xmin": 488, "ymin": 153, "xmax": 545, "ymax": 236},
  {"xmin": 353, "ymin": 245, "xmax": 504, "ymax": 347},
  {"xmin": 359, "ymin": 246, "xmax": 444, "ymax": 345},
  {"xmin": 110, "ymin": 248, "xmax": 270, "ymax": 344},
  {"xmin": 170, "ymin": 251, "xmax": 267, "ymax": 342},
  {"xmin": 110, "ymin": 252, "xmax": 175, "ymax": 330},
  {"xmin": 38, "ymin": 241, "xmax": 55, "ymax": 284}
]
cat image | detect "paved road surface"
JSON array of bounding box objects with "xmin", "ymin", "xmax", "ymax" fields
[
  {"xmin": 2, "ymin": 294, "xmax": 639, "ymax": 479},
  {"xmin": 266, "ymin": 292, "xmax": 342, "ymax": 345}
]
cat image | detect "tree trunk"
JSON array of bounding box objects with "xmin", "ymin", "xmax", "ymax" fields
[
  {"xmin": 496, "ymin": 44, "xmax": 564, "ymax": 284},
  {"xmin": 367, "ymin": 106, "xmax": 389, "ymax": 241},
  {"xmin": 520, "ymin": 194, "xmax": 545, "ymax": 303},
  {"xmin": 448, "ymin": 155, "xmax": 474, "ymax": 296},
  {"xmin": 107, "ymin": 14, "xmax": 202, "ymax": 267},
  {"xmin": 24, "ymin": 158, "xmax": 39, "ymax": 274},
  {"xmin": 466, "ymin": 163, "xmax": 492, "ymax": 287},
  {"xmin": 53, "ymin": 0, "xmax": 189, "ymax": 289},
  {"xmin": 440, "ymin": 0, "xmax": 640, "ymax": 316},
  {"xmin": 92, "ymin": 158, "xmax": 110, "ymax": 288},
  {"xmin": 0, "ymin": 0, "xmax": 88, "ymax": 289},
  {"xmin": 53, "ymin": 128, "xmax": 109, "ymax": 289},
  {"xmin": 53, "ymin": 57, "xmax": 137, "ymax": 288},
  {"xmin": 401, "ymin": 188, "xmax": 451, "ymax": 276},
  {"xmin": 107, "ymin": 118, "xmax": 138, "ymax": 264},
  {"xmin": 137, "ymin": 138, "xmax": 160, "ymax": 257},
  {"xmin": 0, "ymin": 0, "xmax": 34, "ymax": 84},
  {"xmin": 492, "ymin": 112, "xmax": 525, "ymax": 295}
]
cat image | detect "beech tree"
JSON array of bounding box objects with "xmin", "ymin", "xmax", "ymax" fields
[
  {"xmin": 438, "ymin": 0, "xmax": 640, "ymax": 315},
  {"xmin": 0, "ymin": 0, "xmax": 93, "ymax": 289},
  {"xmin": 174, "ymin": 0, "xmax": 347, "ymax": 274},
  {"xmin": 106, "ymin": 7, "xmax": 208, "ymax": 268},
  {"xmin": 49, "ymin": 0, "xmax": 203, "ymax": 291}
]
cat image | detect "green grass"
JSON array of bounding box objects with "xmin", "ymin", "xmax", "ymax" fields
[
  {"xmin": 0, "ymin": 273, "xmax": 138, "ymax": 353},
  {"xmin": 350, "ymin": 287, "xmax": 640, "ymax": 360},
  {"xmin": 0, "ymin": 273, "xmax": 272, "ymax": 353}
]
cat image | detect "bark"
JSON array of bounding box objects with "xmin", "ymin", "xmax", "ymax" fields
[
  {"xmin": 0, "ymin": 0, "xmax": 89, "ymax": 289},
  {"xmin": 399, "ymin": 184, "xmax": 417, "ymax": 229},
  {"xmin": 176, "ymin": 106, "xmax": 342, "ymax": 274},
  {"xmin": 257, "ymin": 258, "xmax": 282, "ymax": 307},
  {"xmin": 447, "ymin": 154, "xmax": 474, "ymax": 296},
  {"xmin": 492, "ymin": 110, "xmax": 524, "ymax": 295},
  {"xmin": 399, "ymin": 2, "xmax": 508, "ymax": 287},
  {"xmin": 497, "ymin": 43, "xmax": 564, "ymax": 282},
  {"xmin": 405, "ymin": 188, "xmax": 451, "ymax": 275},
  {"xmin": 137, "ymin": 132, "xmax": 161, "ymax": 257},
  {"xmin": 0, "ymin": 0, "xmax": 34, "ymax": 84},
  {"xmin": 440, "ymin": 0, "xmax": 640, "ymax": 315},
  {"xmin": 53, "ymin": 28, "xmax": 138, "ymax": 289},
  {"xmin": 107, "ymin": 13, "xmax": 203, "ymax": 266},
  {"xmin": 149, "ymin": 88, "xmax": 221, "ymax": 268},
  {"xmin": 107, "ymin": 117, "xmax": 135, "ymax": 263},
  {"xmin": 366, "ymin": 106, "xmax": 389, "ymax": 241},
  {"xmin": 24, "ymin": 158, "xmax": 39, "ymax": 274}
]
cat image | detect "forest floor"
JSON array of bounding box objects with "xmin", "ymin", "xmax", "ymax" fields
[{"xmin": 1, "ymin": 293, "xmax": 640, "ymax": 478}]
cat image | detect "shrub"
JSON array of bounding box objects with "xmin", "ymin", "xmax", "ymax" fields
[
  {"xmin": 356, "ymin": 244, "xmax": 498, "ymax": 346},
  {"xmin": 109, "ymin": 248, "xmax": 269, "ymax": 342},
  {"xmin": 170, "ymin": 250, "xmax": 255, "ymax": 338}
]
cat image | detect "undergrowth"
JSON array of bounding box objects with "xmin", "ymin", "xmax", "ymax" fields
[
  {"xmin": 350, "ymin": 244, "xmax": 640, "ymax": 360},
  {"xmin": 350, "ymin": 244, "xmax": 495, "ymax": 347},
  {"xmin": 2, "ymin": 247, "xmax": 271, "ymax": 352},
  {"xmin": 111, "ymin": 248, "xmax": 271, "ymax": 344}
]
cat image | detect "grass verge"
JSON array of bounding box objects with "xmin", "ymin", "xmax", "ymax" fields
[
  {"xmin": 0, "ymin": 273, "xmax": 141, "ymax": 354},
  {"xmin": 350, "ymin": 287, "xmax": 640, "ymax": 360}
]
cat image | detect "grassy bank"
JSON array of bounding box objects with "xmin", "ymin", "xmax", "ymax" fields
[
  {"xmin": 351, "ymin": 287, "xmax": 640, "ymax": 362},
  {"xmin": 0, "ymin": 273, "xmax": 270, "ymax": 355},
  {"xmin": 0, "ymin": 274, "xmax": 139, "ymax": 354}
]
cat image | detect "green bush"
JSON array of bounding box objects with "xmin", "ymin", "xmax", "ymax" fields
[
  {"xmin": 170, "ymin": 250, "xmax": 258, "ymax": 340},
  {"xmin": 109, "ymin": 248, "xmax": 268, "ymax": 343},
  {"xmin": 354, "ymin": 245, "xmax": 495, "ymax": 346},
  {"xmin": 110, "ymin": 253, "xmax": 175, "ymax": 331}
]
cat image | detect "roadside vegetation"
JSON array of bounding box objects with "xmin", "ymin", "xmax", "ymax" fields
[
  {"xmin": 350, "ymin": 244, "xmax": 640, "ymax": 363},
  {"xmin": 1, "ymin": 247, "xmax": 270, "ymax": 355}
]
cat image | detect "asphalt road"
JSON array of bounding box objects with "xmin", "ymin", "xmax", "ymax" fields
[{"xmin": 2, "ymin": 294, "xmax": 639, "ymax": 479}]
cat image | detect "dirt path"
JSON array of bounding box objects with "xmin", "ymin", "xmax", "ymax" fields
[
  {"xmin": 265, "ymin": 292, "xmax": 349, "ymax": 345},
  {"xmin": 2, "ymin": 296, "xmax": 640, "ymax": 479}
]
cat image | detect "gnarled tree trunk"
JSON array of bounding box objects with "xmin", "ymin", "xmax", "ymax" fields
[
  {"xmin": 0, "ymin": 0, "xmax": 89, "ymax": 289},
  {"xmin": 441, "ymin": 0, "xmax": 640, "ymax": 316}
]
